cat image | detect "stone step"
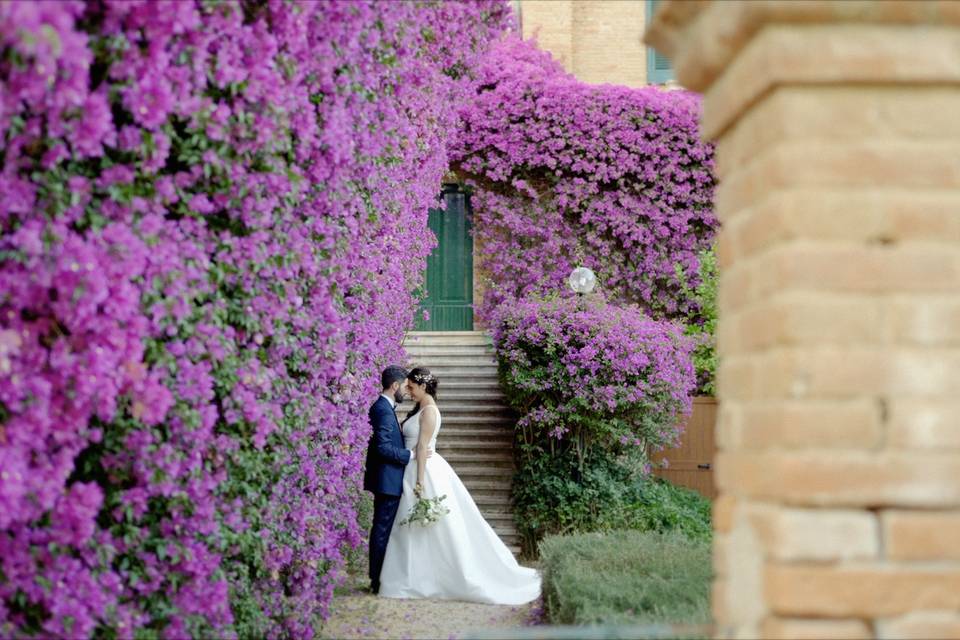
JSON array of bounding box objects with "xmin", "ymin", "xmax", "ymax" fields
[
  {"xmin": 398, "ymin": 403, "xmax": 511, "ymax": 417},
  {"xmin": 405, "ymin": 346, "xmax": 496, "ymax": 357},
  {"xmin": 405, "ymin": 356, "xmax": 498, "ymax": 367},
  {"xmin": 439, "ymin": 425, "xmax": 514, "ymax": 435},
  {"xmin": 404, "ymin": 332, "xmax": 491, "ymax": 346},
  {"xmin": 440, "ymin": 434, "xmax": 515, "ymax": 446},
  {"xmin": 444, "ymin": 451, "xmax": 515, "ymax": 466},
  {"xmin": 437, "ymin": 377, "xmax": 502, "ymax": 387},
  {"xmin": 486, "ymin": 514, "xmax": 517, "ymax": 524},
  {"xmin": 437, "ymin": 448, "xmax": 513, "ymax": 462},
  {"xmin": 433, "ymin": 389, "xmax": 507, "ymax": 402},
  {"xmin": 493, "ymin": 531, "xmax": 520, "ymax": 543},
  {"xmin": 468, "ymin": 484, "xmax": 513, "ymax": 497},
  {"xmin": 442, "ymin": 415, "xmax": 513, "ymax": 426},
  {"xmin": 427, "ymin": 362, "xmax": 498, "ymax": 371},
  {"xmin": 439, "ymin": 440, "xmax": 513, "ymax": 451},
  {"xmin": 432, "ymin": 379, "xmax": 502, "ymax": 391},
  {"xmin": 459, "ymin": 478, "xmax": 515, "ymax": 492},
  {"xmin": 449, "ymin": 465, "xmax": 515, "ymax": 478},
  {"xmin": 441, "ymin": 443, "xmax": 514, "ymax": 453}
]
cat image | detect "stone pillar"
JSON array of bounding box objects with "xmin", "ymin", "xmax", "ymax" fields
[{"xmin": 646, "ymin": 3, "xmax": 960, "ymax": 638}]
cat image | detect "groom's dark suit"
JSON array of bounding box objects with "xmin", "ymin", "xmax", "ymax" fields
[{"xmin": 363, "ymin": 394, "xmax": 411, "ymax": 593}]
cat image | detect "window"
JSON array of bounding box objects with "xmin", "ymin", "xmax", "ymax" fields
[{"xmin": 646, "ymin": 0, "xmax": 674, "ymax": 84}]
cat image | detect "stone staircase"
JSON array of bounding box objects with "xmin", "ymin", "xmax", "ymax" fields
[{"xmin": 401, "ymin": 331, "xmax": 520, "ymax": 555}]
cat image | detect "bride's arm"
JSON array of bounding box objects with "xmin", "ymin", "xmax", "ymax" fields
[{"xmin": 415, "ymin": 406, "xmax": 438, "ymax": 497}]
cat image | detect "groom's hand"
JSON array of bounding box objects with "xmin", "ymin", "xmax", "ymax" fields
[{"xmin": 408, "ymin": 448, "xmax": 434, "ymax": 461}]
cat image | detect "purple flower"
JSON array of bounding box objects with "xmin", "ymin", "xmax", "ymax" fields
[{"xmin": 125, "ymin": 74, "xmax": 174, "ymax": 130}]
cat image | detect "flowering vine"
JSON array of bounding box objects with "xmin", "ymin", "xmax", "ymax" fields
[
  {"xmin": 0, "ymin": 1, "xmax": 509, "ymax": 637},
  {"xmin": 451, "ymin": 37, "xmax": 717, "ymax": 324}
]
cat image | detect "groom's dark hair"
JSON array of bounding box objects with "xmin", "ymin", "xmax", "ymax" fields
[{"xmin": 381, "ymin": 365, "xmax": 408, "ymax": 390}]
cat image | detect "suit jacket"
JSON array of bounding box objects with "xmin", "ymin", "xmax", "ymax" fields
[{"xmin": 363, "ymin": 395, "xmax": 412, "ymax": 496}]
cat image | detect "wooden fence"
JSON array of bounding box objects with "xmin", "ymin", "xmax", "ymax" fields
[{"xmin": 650, "ymin": 396, "xmax": 717, "ymax": 499}]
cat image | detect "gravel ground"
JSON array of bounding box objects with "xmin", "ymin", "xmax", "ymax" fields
[{"xmin": 320, "ymin": 566, "xmax": 542, "ymax": 640}]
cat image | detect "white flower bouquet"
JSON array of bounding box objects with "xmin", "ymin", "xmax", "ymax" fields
[{"xmin": 398, "ymin": 494, "xmax": 450, "ymax": 527}]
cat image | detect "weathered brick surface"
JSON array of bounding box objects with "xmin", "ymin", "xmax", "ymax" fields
[
  {"xmin": 718, "ymin": 400, "xmax": 883, "ymax": 450},
  {"xmin": 765, "ymin": 564, "xmax": 960, "ymax": 617},
  {"xmin": 748, "ymin": 506, "xmax": 879, "ymax": 561},
  {"xmin": 761, "ymin": 617, "xmax": 872, "ymax": 640},
  {"xmin": 646, "ymin": 2, "xmax": 960, "ymax": 635},
  {"xmin": 877, "ymin": 612, "xmax": 960, "ymax": 640},
  {"xmin": 717, "ymin": 451, "xmax": 960, "ymax": 507},
  {"xmin": 882, "ymin": 510, "xmax": 960, "ymax": 561}
]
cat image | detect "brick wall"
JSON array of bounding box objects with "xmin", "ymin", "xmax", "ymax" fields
[
  {"xmin": 520, "ymin": 0, "xmax": 648, "ymax": 87},
  {"xmin": 647, "ymin": 2, "xmax": 960, "ymax": 638}
]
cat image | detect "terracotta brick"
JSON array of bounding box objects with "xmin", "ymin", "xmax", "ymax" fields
[
  {"xmin": 717, "ymin": 244, "xmax": 960, "ymax": 316},
  {"xmin": 883, "ymin": 510, "xmax": 960, "ymax": 561},
  {"xmin": 716, "ymin": 86, "xmax": 960, "ymax": 174},
  {"xmin": 649, "ymin": 2, "xmax": 960, "ymax": 97},
  {"xmin": 735, "ymin": 401, "xmax": 883, "ymax": 450},
  {"xmin": 717, "ymin": 451, "xmax": 960, "ymax": 507},
  {"xmin": 716, "ymin": 262, "xmax": 752, "ymax": 316},
  {"xmin": 712, "ymin": 534, "xmax": 729, "ymax": 576},
  {"xmin": 889, "ymin": 297, "xmax": 960, "ymax": 346},
  {"xmin": 765, "ymin": 564, "xmax": 960, "ymax": 617},
  {"xmin": 646, "ymin": 2, "xmax": 960, "ymax": 635},
  {"xmin": 712, "ymin": 494, "xmax": 736, "ymax": 533},
  {"xmin": 723, "ymin": 349, "xmax": 889, "ymax": 400},
  {"xmin": 723, "ymin": 191, "xmax": 960, "ymax": 263},
  {"xmin": 761, "ymin": 617, "xmax": 872, "ymax": 640},
  {"xmin": 757, "ymin": 243, "xmax": 960, "ymax": 298},
  {"xmin": 702, "ymin": 25, "xmax": 960, "ymax": 139},
  {"xmin": 715, "ymin": 139, "xmax": 960, "ymax": 220},
  {"xmin": 715, "ymin": 355, "xmax": 761, "ymax": 401},
  {"xmin": 725, "ymin": 515, "xmax": 767, "ymax": 630},
  {"xmin": 748, "ymin": 506, "xmax": 879, "ymax": 561},
  {"xmin": 724, "ymin": 294, "xmax": 885, "ymax": 352},
  {"xmin": 887, "ymin": 399, "xmax": 960, "ymax": 449},
  {"xmin": 877, "ymin": 611, "xmax": 960, "ymax": 640},
  {"xmin": 711, "ymin": 578, "xmax": 730, "ymax": 626}
]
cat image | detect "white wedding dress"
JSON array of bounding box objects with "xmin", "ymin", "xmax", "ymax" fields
[{"xmin": 378, "ymin": 404, "xmax": 541, "ymax": 605}]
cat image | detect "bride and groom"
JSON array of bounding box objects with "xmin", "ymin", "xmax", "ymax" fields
[{"xmin": 363, "ymin": 365, "xmax": 541, "ymax": 604}]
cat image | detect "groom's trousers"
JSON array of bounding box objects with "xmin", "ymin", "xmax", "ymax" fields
[{"xmin": 369, "ymin": 493, "xmax": 401, "ymax": 591}]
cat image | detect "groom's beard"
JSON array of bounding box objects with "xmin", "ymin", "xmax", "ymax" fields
[{"xmin": 394, "ymin": 390, "xmax": 404, "ymax": 405}]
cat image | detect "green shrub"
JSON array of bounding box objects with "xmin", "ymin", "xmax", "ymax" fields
[
  {"xmin": 514, "ymin": 457, "xmax": 712, "ymax": 554},
  {"xmin": 539, "ymin": 530, "xmax": 712, "ymax": 627},
  {"xmin": 493, "ymin": 295, "xmax": 697, "ymax": 553},
  {"xmin": 679, "ymin": 249, "xmax": 718, "ymax": 396},
  {"xmin": 629, "ymin": 478, "xmax": 713, "ymax": 543}
]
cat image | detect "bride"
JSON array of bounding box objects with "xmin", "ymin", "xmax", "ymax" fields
[{"xmin": 378, "ymin": 367, "xmax": 541, "ymax": 605}]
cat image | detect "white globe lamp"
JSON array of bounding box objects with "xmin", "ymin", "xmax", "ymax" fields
[{"xmin": 568, "ymin": 266, "xmax": 597, "ymax": 295}]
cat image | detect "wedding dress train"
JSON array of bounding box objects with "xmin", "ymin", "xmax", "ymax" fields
[{"xmin": 378, "ymin": 405, "xmax": 541, "ymax": 605}]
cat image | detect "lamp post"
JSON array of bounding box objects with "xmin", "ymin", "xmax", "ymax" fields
[{"xmin": 568, "ymin": 266, "xmax": 597, "ymax": 300}]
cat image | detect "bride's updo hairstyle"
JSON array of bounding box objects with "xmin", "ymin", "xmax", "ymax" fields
[
  {"xmin": 403, "ymin": 367, "xmax": 438, "ymax": 425},
  {"xmin": 408, "ymin": 367, "xmax": 438, "ymax": 399}
]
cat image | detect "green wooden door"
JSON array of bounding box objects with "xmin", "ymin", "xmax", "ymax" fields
[{"xmin": 416, "ymin": 185, "xmax": 474, "ymax": 331}]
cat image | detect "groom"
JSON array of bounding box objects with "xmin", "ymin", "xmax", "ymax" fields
[{"xmin": 363, "ymin": 365, "xmax": 430, "ymax": 594}]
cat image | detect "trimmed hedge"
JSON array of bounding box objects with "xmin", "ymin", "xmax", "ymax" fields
[{"xmin": 539, "ymin": 529, "xmax": 711, "ymax": 627}]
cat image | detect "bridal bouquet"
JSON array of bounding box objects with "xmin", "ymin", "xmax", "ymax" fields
[{"xmin": 398, "ymin": 494, "xmax": 450, "ymax": 527}]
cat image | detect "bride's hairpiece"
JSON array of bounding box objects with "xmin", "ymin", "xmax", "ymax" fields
[{"xmin": 411, "ymin": 372, "xmax": 436, "ymax": 385}]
